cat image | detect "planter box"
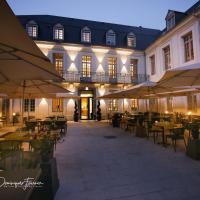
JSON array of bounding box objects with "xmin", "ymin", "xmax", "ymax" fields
[{"xmin": 186, "ymin": 139, "xmax": 200, "ymax": 160}]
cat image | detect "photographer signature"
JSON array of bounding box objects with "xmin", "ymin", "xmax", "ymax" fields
[{"xmin": 0, "ymin": 177, "xmax": 43, "ymax": 191}]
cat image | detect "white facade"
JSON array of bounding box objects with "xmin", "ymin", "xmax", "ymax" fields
[{"xmin": 145, "ymin": 13, "xmax": 200, "ymax": 114}]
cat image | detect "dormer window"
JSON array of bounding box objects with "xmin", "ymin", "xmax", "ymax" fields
[
  {"xmin": 106, "ymin": 29, "xmax": 116, "ymax": 46},
  {"xmin": 26, "ymin": 20, "xmax": 38, "ymax": 38},
  {"xmin": 166, "ymin": 11, "xmax": 175, "ymax": 31},
  {"xmin": 127, "ymin": 32, "xmax": 136, "ymax": 47},
  {"xmin": 81, "ymin": 26, "xmax": 91, "ymax": 43},
  {"xmin": 53, "ymin": 24, "xmax": 64, "ymax": 40}
]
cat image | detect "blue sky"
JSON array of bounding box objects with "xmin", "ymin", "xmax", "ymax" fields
[{"xmin": 7, "ymin": 0, "xmax": 198, "ymax": 30}]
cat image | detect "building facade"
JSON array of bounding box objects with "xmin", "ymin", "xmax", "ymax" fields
[
  {"xmin": 1, "ymin": 1, "xmax": 200, "ymax": 121},
  {"xmin": 145, "ymin": 1, "xmax": 200, "ymax": 114}
]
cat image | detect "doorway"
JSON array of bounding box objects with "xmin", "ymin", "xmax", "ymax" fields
[{"xmin": 80, "ymin": 91, "xmax": 94, "ymax": 120}]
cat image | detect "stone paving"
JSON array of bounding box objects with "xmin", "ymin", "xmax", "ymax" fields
[{"xmin": 55, "ymin": 121, "xmax": 200, "ymax": 200}]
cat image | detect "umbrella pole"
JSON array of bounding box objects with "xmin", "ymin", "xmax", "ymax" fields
[
  {"xmin": 21, "ymin": 80, "xmax": 25, "ymax": 123},
  {"xmin": 28, "ymin": 96, "xmax": 30, "ymax": 120}
]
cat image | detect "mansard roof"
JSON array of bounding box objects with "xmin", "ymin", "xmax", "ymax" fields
[{"xmin": 17, "ymin": 15, "xmax": 161, "ymax": 51}]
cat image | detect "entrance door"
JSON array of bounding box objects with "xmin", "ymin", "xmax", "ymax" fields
[
  {"xmin": 81, "ymin": 97, "xmax": 88, "ymax": 119},
  {"xmin": 80, "ymin": 91, "xmax": 94, "ymax": 120}
]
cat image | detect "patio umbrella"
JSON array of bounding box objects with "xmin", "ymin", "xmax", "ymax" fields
[
  {"xmin": 97, "ymin": 81, "xmax": 182, "ymax": 99},
  {"xmin": 0, "ymin": 80, "xmax": 70, "ymax": 120},
  {"xmin": 157, "ymin": 63, "xmax": 200, "ymax": 88},
  {"xmin": 0, "ymin": 0, "xmax": 62, "ymax": 82}
]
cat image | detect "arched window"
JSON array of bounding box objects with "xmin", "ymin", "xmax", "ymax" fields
[
  {"xmin": 127, "ymin": 32, "xmax": 136, "ymax": 47},
  {"xmin": 53, "ymin": 23, "xmax": 64, "ymax": 40},
  {"xmin": 26, "ymin": 20, "xmax": 38, "ymax": 38},
  {"xmin": 81, "ymin": 26, "xmax": 91, "ymax": 43},
  {"xmin": 106, "ymin": 29, "xmax": 116, "ymax": 46}
]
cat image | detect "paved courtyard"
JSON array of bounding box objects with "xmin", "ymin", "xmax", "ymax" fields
[{"xmin": 55, "ymin": 121, "xmax": 200, "ymax": 200}]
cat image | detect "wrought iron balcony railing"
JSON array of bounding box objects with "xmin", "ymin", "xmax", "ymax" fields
[{"xmin": 60, "ymin": 71, "xmax": 148, "ymax": 84}]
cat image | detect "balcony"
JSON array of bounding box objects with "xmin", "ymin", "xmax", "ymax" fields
[{"xmin": 62, "ymin": 71, "xmax": 148, "ymax": 84}]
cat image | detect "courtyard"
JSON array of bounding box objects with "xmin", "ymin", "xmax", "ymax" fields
[{"xmin": 55, "ymin": 121, "xmax": 200, "ymax": 200}]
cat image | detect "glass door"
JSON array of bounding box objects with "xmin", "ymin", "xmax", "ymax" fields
[{"xmin": 81, "ymin": 97, "xmax": 88, "ymax": 119}]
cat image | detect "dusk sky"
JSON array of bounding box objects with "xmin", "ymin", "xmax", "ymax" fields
[{"xmin": 7, "ymin": 0, "xmax": 198, "ymax": 30}]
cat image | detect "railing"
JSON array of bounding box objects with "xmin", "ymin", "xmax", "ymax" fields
[{"xmin": 60, "ymin": 71, "xmax": 148, "ymax": 84}]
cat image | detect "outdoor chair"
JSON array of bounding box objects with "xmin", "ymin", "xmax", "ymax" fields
[
  {"xmin": 126, "ymin": 118, "xmax": 137, "ymax": 134},
  {"xmin": 165, "ymin": 127, "xmax": 186, "ymax": 152},
  {"xmin": 146, "ymin": 122, "xmax": 164, "ymax": 144},
  {"xmin": 25, "ymin": 121, "xmax": 38, "ymax": 132}
]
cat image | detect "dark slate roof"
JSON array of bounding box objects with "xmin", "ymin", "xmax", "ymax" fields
[
  {"xmin": 146, "ymin": 1, "xmax": 200, "ymax": 49},
  {"xmin": 17, "ymin": 15, "xmax": 161, "ymax": 51}
]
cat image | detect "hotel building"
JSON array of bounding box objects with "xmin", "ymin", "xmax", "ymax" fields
[{"xmin": 1, "ymin": 1, "xmax": 200, "ymax": 121}]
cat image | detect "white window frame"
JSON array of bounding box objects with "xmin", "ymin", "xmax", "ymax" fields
[
  {"xmin": 106, "ymin": 29, "xmax": 116, "ymax": 46},
  {"xmin": 26, "ymin": 20, "xmax": 38, "ymax": 38},
  {"xmin": 53, "ymin": 24, "xmax": 64, "ymax": 40},
  {"xmin": 81, "ymin": 26, "xmax": 91, "ymax": 43},
  {"xmin": 127, "ymin": 32, "xmax": 136, "ymax": 47}
]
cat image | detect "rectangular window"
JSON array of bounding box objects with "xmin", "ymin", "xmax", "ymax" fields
[
  {"xmin": 131, "ymin": 99, "xmax": 138, "ymax": 110},
  {"xmin": 52, "ymin": 98, "xmax": 63, "ymax": 112},
  {"xmin": 82, "ymin": 56, "xmax": 91, "ymax": 77},
  {"xmin": 53, "ymin": 53, "xmax": 63, "ymax": 76},
  {"xmin": 149, "ymin": 98, "xmax": 158, "ymax": 112},
  {"xmin": 150, "ymin": 55, "xmax": 156, "ymax": 75},
  {"xmin": 130, "ymin": 59, "xmax": 138, "ymax": 82},
  {"xmin": 187, "ymin": 95, "xmax": 197, "ymax": 112},
  {"xmin": 108, "ymin": 57, "xmax": 117, "ymax": 79},
  {"xmin": 108, "ymin": 99, "xmax": 118, "ymax": 111},
  {"xmin": 163, "ymin": 46, "xmax": 171, "ymax": 70},
  {"xmin": 55, "ymin": 29, "xmax": 64, "ymax": 40},
  {"xmin": 27, "ymin": 26, "xmax": 37, "ymax": 37},
  {"xmin": 167, "ymin": 97, "xmax": 173, "ymax": 112},
  {"xmin": 183, "ymin": 32, "xmax": 194, "ymax": 62},
  {"xmin": 24, "ymin": 99, "xmax": 35, "ymax": 112},
  {"xmin": 82, "ymin": 31, "xmax": 91, "ymax": 43},
  {"xmin": 167, "ymin": 15, "xmax": 175, "ymax": 31}
]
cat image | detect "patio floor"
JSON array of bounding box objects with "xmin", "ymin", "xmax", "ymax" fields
[{"xmin": 55, "ymin": 121, "xmax": 200, "ymax": 200}]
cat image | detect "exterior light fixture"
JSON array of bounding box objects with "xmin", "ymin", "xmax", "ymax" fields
[{"xmin": 85, "ymin": 87, "xmax": 89, "ymax": 91}]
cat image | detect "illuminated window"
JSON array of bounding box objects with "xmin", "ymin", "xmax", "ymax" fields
[
  {"xmin": 81, "ymin": 26, "xmax": 91, "ymax": 43},
  {"xmin": 26, "ymin": 20, "xmax": 38, "ymax": 38},
  {"xmin": 163, "ymin": 46, "xmax": 171, "ymax": 70},
  {"xmin": 149, "ymin": 98, "xmax": 158, "ymax": 112},
  {"xmin": 150, "ymin": 55, "xmax": 156, "ymax": 75},
  {"xmin": 53, "ymin": 24, "xmax": 64, "ymax": 40},
  {"xmin": 183, "ymin": 32, "xmax": 194, "ymax": 62},
  {"xmin": 131, "ymin": 99, "xmax": 138, "ymax": 110},
  {"xmin": 106, "ymin": 29, "xmax": 116, "ymax": 46},
  {"xmin": 82, "ymin": 55, "xmax": 91, "ymax": 77},
  {"xmin": 187, "ymin": 95, "xmax": 197, "ymax": 112},
  {"xmin": 53, "ymin": 53, "xmax": 63, "ymax": 76},
  {"xmin": 108, "ymin": 99, "xmax": 118, "ymax": 111},
  {"xmin": 24, "ymin": 99, "xmax": 35, "ymax": 112},
  {"xmin": 52, "ymin": 98, "xmax": 63, "ymax": 112},
  {"xmin": 130, "ymin": 59, "xmax": 138, "ymax": 82},
  {"xmin": 108, "ymin": 57, "xmax": 117, "ymax": 79},
  {"xmin": 167, "ymin": 97, "xmax": 173, "ymax": 112},
  {"xmin": 127, "ymin": 32, "xmax": 136, "ymax": 47}
]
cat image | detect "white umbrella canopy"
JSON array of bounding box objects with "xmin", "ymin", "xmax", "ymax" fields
[
  {"xmin": 0, "ymin": 80, "xmax": 70, "ymax": 97},
  {"xmin": 97, "ymin": 81, "xmax": 182, "ymax": 99},
  {"xmin": 0, "ymin": 0, "xmax": 62, "ymax": 82},
  {"xmin": 146, "ymin": 88, "xmax": 200, "ymax": 98},
  {"xmin": 157, "ymin": 63, "xmax": 200, "ymax": 88}
]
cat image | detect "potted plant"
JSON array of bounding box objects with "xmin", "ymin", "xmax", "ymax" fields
[
  {"xmin": 186, "ymin": 124, "xmax": 200, "ymax": 160},
  {"xmin": 73, "ymin": 101, "xmax": 79, "ymax": 122},
  {"xmin": 96, "ymin": 100, "xmax": 101, "ymax": 121}
]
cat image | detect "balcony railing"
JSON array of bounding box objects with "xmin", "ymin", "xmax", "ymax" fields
[{"xmin": 60, "ymin": 71, "xmax": 148, "ymax": 84}]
